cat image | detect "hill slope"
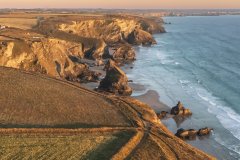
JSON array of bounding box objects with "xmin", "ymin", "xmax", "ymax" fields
[{"xmin": 0, "ymin": 67, "xmax": 215, "ymax": 159}]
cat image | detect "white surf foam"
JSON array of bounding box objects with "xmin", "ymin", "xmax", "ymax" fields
[
  {"xmin": 175, "ymin": 62, "xmax": 180, "ymax": 65},
  {"xmin": 196, "ymin": 87, "xmax": 240, "ymax": 154},
  {"xmin": 156, "ymin": 51, "xmax": 176, "ymax": 65},
  {"xmin": 179, "ymin": 80, "xmax": 190, "ymax": 86}
]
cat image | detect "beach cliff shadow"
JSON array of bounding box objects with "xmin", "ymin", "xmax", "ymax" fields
[{"xmin": 173, "ymin": 115, "xmax": 192, "ymax": 128}]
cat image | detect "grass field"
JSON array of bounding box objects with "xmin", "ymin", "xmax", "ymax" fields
[
  {"xmin": 0, "ymin": 67, "xmax": 131, "ymax": 128},
  {"xmin": 0, "ymin": 18, "xmax": 37, "ymax": 30},
  {"xmin": 0, "ymin": 130, "xmax": 133, "ymax": 160}
]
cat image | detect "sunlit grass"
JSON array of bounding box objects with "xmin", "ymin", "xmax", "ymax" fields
[{"xmin": 0, "ymin": 18, "xmax": 37, "ymax": 30}]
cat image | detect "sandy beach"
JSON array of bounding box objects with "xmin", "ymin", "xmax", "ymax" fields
[{"xmin": 134, "ymin": 90, "xmax": 170, "ymax": 112}]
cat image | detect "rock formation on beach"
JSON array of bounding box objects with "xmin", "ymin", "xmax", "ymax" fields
[
  {"xmin": 175, "ymin": 127, "xmax": 213, "ymax": 140},
  {"xmin": 98, "ymin": 59, "xmax": 132, "ymax": 95},
  {"xmin": 171, "ymin": 101, "xmax": 192, "ymax": 116},
  {"xmin": 175, "ymin": 128, "xmax": 198, "ymax": 140},
  {"xmin": 198, "ymin": 127, "xmax": 213, "ymax": 136}
]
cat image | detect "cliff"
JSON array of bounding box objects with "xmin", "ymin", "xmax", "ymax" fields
[
  {"xmin": 58, "ymin": 16, "xmax": 162, "ymax": 45},
  {"xmin": 0, "ymin": 28, "xmax": 99, "ymax": 82},
  {"xmin": 0, "ymin": 15, "xmax": 164, "ymax": 84}
]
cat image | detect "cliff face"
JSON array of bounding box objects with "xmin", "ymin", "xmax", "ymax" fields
[
  {"xmin": 34, "ymin": 15, "xmax": 165, "ymax": 62},
  {"xmin": 36, "ymin": 18, "xmax": 110, "ymax": 61},
  {"xmin": 0, "ymin": 41, "xmax": 45, "ymax": 73},
  {"xmin": 0, "ymin": 15, "xmax": 165, "ymax": 84},
  {"xmin": 58, "ymin": 17, "xmax": 161, "ymax": 45},
  {"xmin": 113, "ymin": 45, "xmax": 136, "ymax": 62},
  {"xmin": 0, "ymin": 31, "xmax": 98, "ymax": 82},
  {"xmin": 98, "ymin": 59, "xmax": 132, "ymax": 95}
]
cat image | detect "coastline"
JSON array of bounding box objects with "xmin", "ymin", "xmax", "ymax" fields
[
  {"xmin": 122, "ymin": 16, "xmax": 240, "ymax": 158},
  {"xmin": 80, "ymin": 33, "xmax": 219, "ymax": 158},
  {"xmin": 81, "ymin": 55, "xmax": 220, "ymax": 158},
  {"xmin": 0, "ymin": 12, "xmax": 219, "ymax": 159},
  {"xmin": 71, "ymin": 25, "xmax": 227, "ymax": 159},
  {"xmin": 128, "ymin": 81, "xmax": 233, "ymax": 159}
]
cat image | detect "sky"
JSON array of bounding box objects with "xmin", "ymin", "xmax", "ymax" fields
[{"xmin": 0, "ymin": 0, "xmax": 240, "ymax": 9}]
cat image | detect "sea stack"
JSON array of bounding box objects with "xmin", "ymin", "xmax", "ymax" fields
[
  {"xmin": 175, "ymin": 128, "xmax": 198, "ymax": 140},
  {"xmin": 98, "ymin": 59, "xmax": 132, "ymax": 95},
  {"xmin": 171, "ymin": 101, "xmax": 192, "ymax": 116}
]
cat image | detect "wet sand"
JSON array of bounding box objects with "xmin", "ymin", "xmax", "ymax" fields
[{"xmin": 134, "ymin": 90, "xmax": 170, "ymax": 112}]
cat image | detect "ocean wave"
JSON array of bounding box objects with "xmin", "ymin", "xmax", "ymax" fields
[
  {"xmin": 214, "ymin": 134, "xmax": 240, "ymax": 157},
  {"xmin": 179, "ymin": 80, "xmax": 190, "ymax": 85},
  {"xmin": 156, "ymin": 52, "xmax": 178, "ymax": 65},
  {"xmin": 175, "ymin": 62, "xmax": 180, "ymax": 65},
  {"xmin": 179, "ymin": 80, "xmax": 193, "ymax": 91},
  {"xmin": 157, "ymin": 40, "xmax": 169, "ymax": 45},
  {"xmin": 196, "ymin": 87, "xmax": 240, "ymax": 154}
]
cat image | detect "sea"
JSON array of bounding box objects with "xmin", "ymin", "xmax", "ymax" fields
[{"xmin": 124, "ymin": 15, "xmax": 240, "ymax": 159}]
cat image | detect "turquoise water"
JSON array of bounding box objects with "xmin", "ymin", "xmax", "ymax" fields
[{"xmin": 125, "ymin": 16, "xmax": 240, "ymax": 159}]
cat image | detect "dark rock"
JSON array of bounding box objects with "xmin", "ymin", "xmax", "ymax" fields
[
  {"xmin": 176, "ymin": 127, "xmax": 213, "ymax": 140},
  {"xmin": 125, "ymin": 29, "xmax": 156, "ymax": 45},
  {"xmin": 98, "ymin": 59, "xmax": 132, "ymax": 96},
  {"xmin": 112, "ymin": 45, "xmax": 136, "ymax": 62},
  {"xmin": 157, "ymin": 111, "xmax": 168, "ymax": 119},
  {"xmin": 84, "ymin": 40, "xmax": 110, "ymax": 60},
  {"xmin": 64, "ymin": 63, "xmax": 100, "ymax": 83},
  {"xmin": 175, "ymin": 128, "xmax": 198, "ymax": 140},
  {"xmin": 198, "ymin": 127, "xmax": 213, "ymax": 136},
  {"xmin": 171, "ymin": 101, "xmax": 192, "ymax": 116},
  {"xmin": 79, "ymin": 70, "xmax": 101, "ymax": 83}
]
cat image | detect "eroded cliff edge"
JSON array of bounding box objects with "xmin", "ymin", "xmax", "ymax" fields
[{"xmin": 0, "ymin": 15, "xmax": 164, "ymax": 84}]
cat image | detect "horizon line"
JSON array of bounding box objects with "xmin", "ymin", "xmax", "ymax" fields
[{"xmin": 1, "ymin": 8, "xmax": 240, "ymax": 10}]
